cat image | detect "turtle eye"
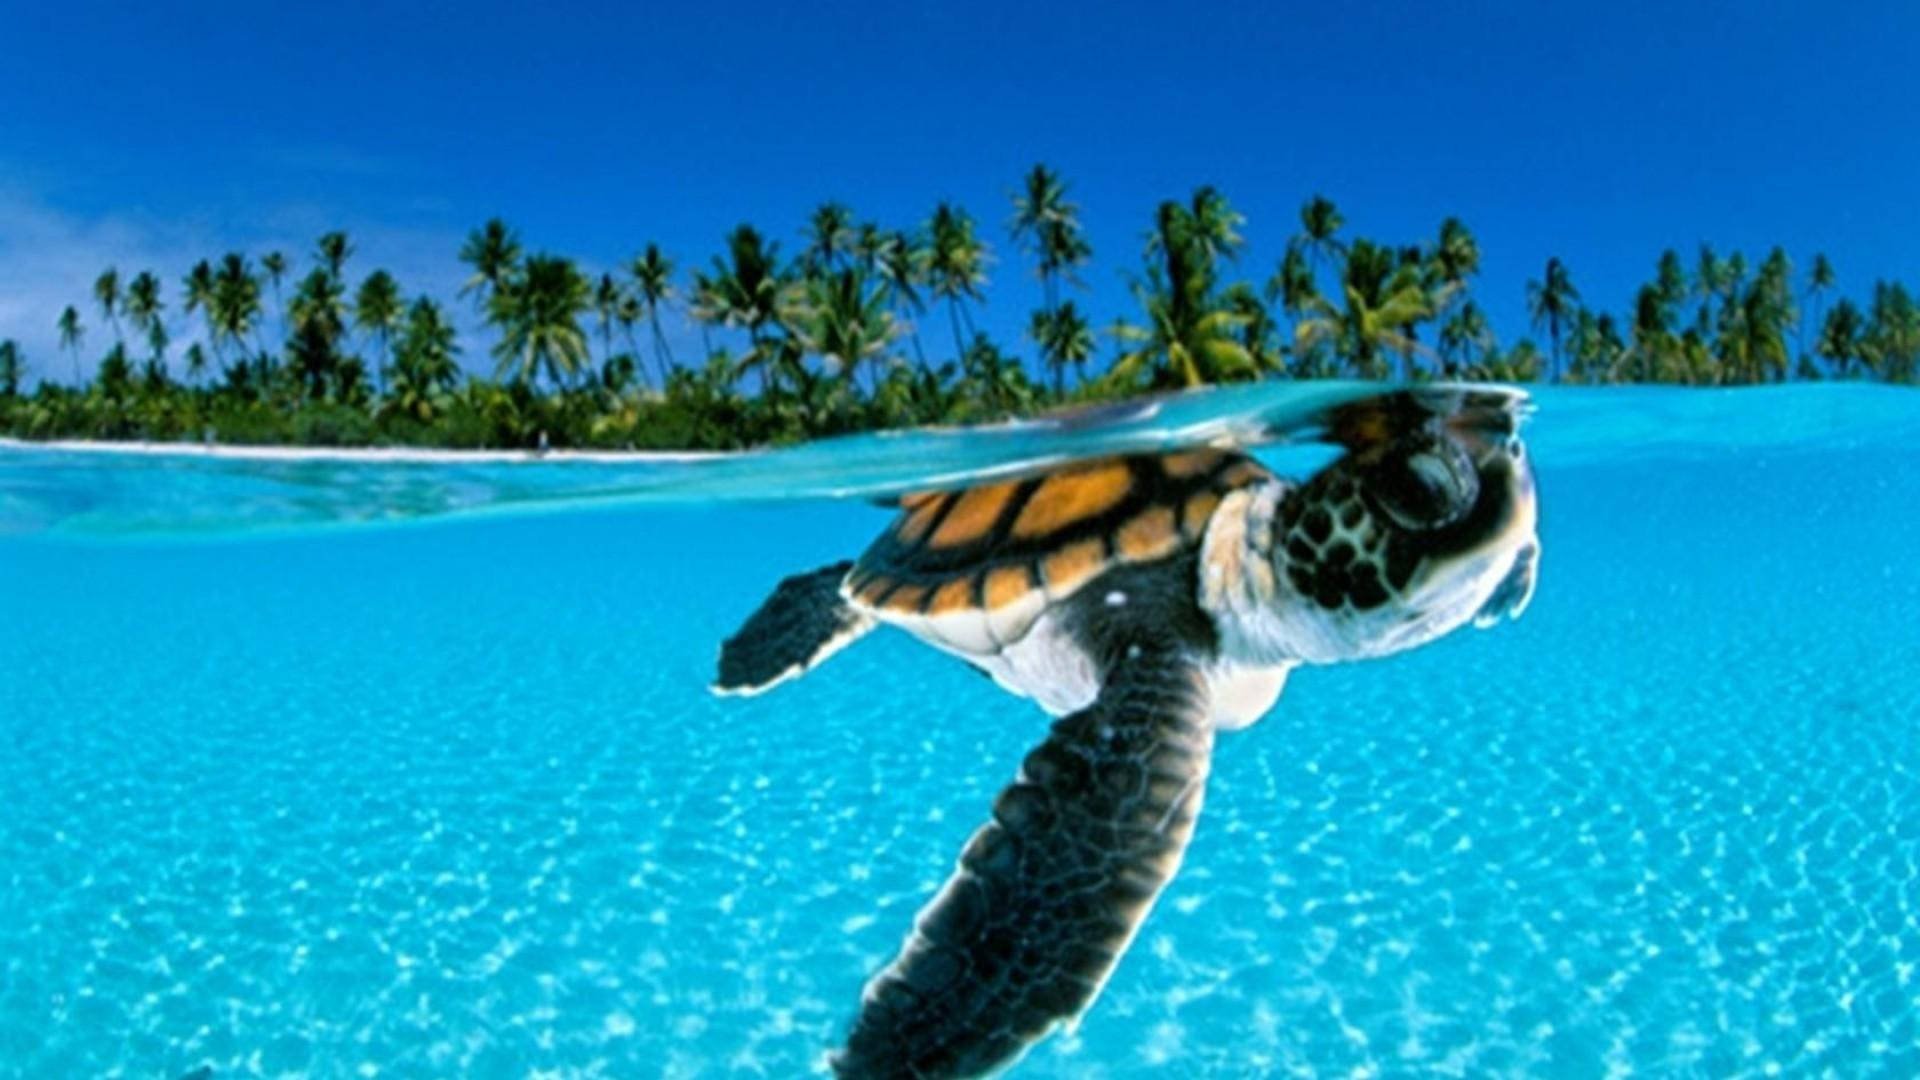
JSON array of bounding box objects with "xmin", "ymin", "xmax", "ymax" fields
[{"xmin": 1369, "ymin": 439, "xmax": 1479, "ymax": 530}]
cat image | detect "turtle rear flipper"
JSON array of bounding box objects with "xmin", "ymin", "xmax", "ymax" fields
[
  {"xmin": 832, "ymin": 642, "xmax": 1213, "ymax": 1079},
  {"xmin": 713, "ymin": 561, "xmax": 875, "ymax": 695}
]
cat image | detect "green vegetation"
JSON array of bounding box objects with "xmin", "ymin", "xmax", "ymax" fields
[{"xmin": 3, "ymin": 166, "xmax": 1915, "ymax": 451}]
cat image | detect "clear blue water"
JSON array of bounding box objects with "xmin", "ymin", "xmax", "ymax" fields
[{"xmin": 2, "ymin": 384, "xmax": 1917, "ymax": 1078}]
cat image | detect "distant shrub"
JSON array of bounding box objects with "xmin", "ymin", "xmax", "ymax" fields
[{"xmin": 290, "ymin": 405, "xmax": 374, "ymax": 447}]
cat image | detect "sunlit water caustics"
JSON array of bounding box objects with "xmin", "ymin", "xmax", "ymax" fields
[{"xmin": 2, "ymin": 384, "xmax": 1917, "ymax": 1078}]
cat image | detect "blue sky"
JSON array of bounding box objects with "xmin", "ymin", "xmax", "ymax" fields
[{"xmin": 4, "ymin": 1, "xmax": 1918, "ymax": 381}]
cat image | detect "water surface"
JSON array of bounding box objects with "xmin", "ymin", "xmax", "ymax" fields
[{"xmin": 2, "ymin": 384, "xmax": 1916, "ymax": 1077}]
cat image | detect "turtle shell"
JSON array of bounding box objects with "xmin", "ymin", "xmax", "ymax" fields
[{"xmin": 843, "ymin": 449, "xmax": 1272, "ymax": 653}]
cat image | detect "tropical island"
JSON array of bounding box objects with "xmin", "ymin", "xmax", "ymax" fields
[{"xmin": 1, "ymin": 166, "xmax": 1913, "ymax": 452}]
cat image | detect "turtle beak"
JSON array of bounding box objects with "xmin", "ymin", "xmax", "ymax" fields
[{"xmin": 1473, "ymin": 541, "xmax": 1539, "ymax": 628}]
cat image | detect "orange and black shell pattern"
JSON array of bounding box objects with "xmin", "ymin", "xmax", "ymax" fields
[{"xmin": 842, "ymin": 449, "xmax": 1271, "ymax": 648}]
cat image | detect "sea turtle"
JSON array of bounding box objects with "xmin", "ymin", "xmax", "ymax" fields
[{"xmin": 711, "ymin": 390, "xmax": 1541, "ymax": 1078}]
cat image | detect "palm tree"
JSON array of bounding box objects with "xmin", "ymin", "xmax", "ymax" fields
[
  {"xmin": 459, "ymin": 219, "xmax": 522, "ymax": 309},
  {"xmin": 1028, "ymin": 308, "xmax": 1061, "ymax": 394},
  {"xmin": 871, "ymin": 228, "xmax": 931, "ymax": 375},
  {"xmin": 182, "ymin": 259, "xmax": 216, "ymax": 351},
  {"xmin": 316, "ymin": 231, "xmax": 353, "ymax": 282},
  {"xmin": 262, "ymin": 251, "xmax": 289, "ymax": 340},
  {"xmin": 1178, "ymin": 185, "xmax": 1245, "ymax": 267},
  {"xmin": 612, "ymin": 290, "xmax": 645, "ymax": 382},
  {"xmin": 211, "ymin": 254, "xmax": 264, "ymax": 362},
  {"xmin": 1725, "ymin": 251, "xmax": 1749, "ymax": 297},
  {"xmin": 687, "ymin": 276, "xmax": 722, "ymax": 363},
  {"xmin": 1424, "ymin": 218, "xmax": 1481, "ymax": 346},
  {"xmin": 1525, "ymin": 257, "xmax": 1579, "ymax": 380},
  {"xmin": 94, "ymin": 268, "xmax": 123, "ymax": 345},
  {"xmin": 0, "ymin": 340, "xmax": 22, "ymax": 398},
  {"xmin": 139, "ymin": 350, "xmax": 170, "ymax": 398},
  {"xmin": 1623, "ymin": 285, "xmax": 1672, "ymax": 382},
  {"xmin": 1222, "ymin": 283, "xmax": 1285, "ymax": 375},
  {"xmin": 124, "ymin": 270, "xmax": 164, "ymax": 355},
  {"xmin": 144, "ymin": 321, "xmax": 170, "ymax": 375},
  {"xmin": 1438, "ymin": 300, "xmax": 1493, "ymax": 376},
  {"xmin": 333, "ymin": 356, "xmax": 371, "ymax": 408},
  {"xmin": 96, "ymin": 342, "xmax": 132, "ymax": 401},
  {"xmin": 1010, "ymin": 164, "xmax": 1093, "ymax": 312},
  {"xmin": 1699, "ymin": 252, "xmax": 1792, "ymax": 384},
  {"xmin": 959, "ymin": 334, "xmax": 1032, "ymax": 416},
  {"xmin": 1297, "ymin": 195, "xmax": 1345, "ymax": 276},
  {"xmin": 1012, "ymin": 165, "xmax": 1096, "ymax": 397},
  {"xmin": 1863, "ymin": 281, "xmax": 1920, "ymax": 383},
  {"xmin": 1267, "ymin": 243, "xmax": 1317, "ymax": 326},
  {"xmin": 591, "ymin": 272, "xmax": 627, "ymax": 377},
  {"xmin": 1804, "ymin": 253, "xmax": 1835, "ymax": 368},
  {"xmin": 401, "ymin": 297, "xmax": 458, "ymax": 381},
  {"xmin": 354, "ymin": 270, "xmax": 404, "ymax": 390},
  {"xmin": 1749, "ymin": 249, "xmax": 1797, "ymax": 382},
  {"xmin": 1010, "ymin": 165, "xmax": 1066, "ymax": 261},
  {"xmin": 1565, "ymin": 309, "xmax": 1627, "ymax": 383},
  {"xmin": 923, "ymin": 202, "xmax": 989, "ymax": 360},
  {"xmin": 1044, "ymin": 300, "xmax": 1094, "ymax": 391},
  {"xmin": 1722, "ymin": 289, "xmax": 1789, "ymax": 384},
  {"xmin": 629, "ymin": 243, "xmax": 677, "ymax": 384},
  {"xmin": 1655, "ymin": 250, "xmax": 1687, "ymax": 309},
  {"xmin": 1110, "ymin": 198, "xmax": 1254, "ymax": 388},
  {"xmin": 1494, "ymin": 340, "xmax": 1545, "ymax": 382},
  {"xmin": 385, "ymin": 297, "xmax": 461, "ymax": 421},
  {"xmin": 692, "ymin": 226, "xmax": 790, "ymax": 391},
  {"xmin": 1691, "ymin": 245, "xmax": 1724, "ymax": 334},
  {"xmin": 490, "ymin": 254, "xmax": 592, "ymax": 389},
  {"xmin": 288, "ymin": 268, "xmax": 348, "ymax": 400},
  {"xmin": 1295, "ymin": 239, "xmax": 1437, "ymax": 379},
  {"xmin": 598, "ymin": 352, "xmax": 639, "ymax": 396},
  {"xmin": 183, "ymin": 342, "xmax": 210, "ymax": 386},
  {"xmin": 803, "ymin": 203, "xmax": 855, "ymax": 273},
  {"xmin": 57, "ymin": 305, "xmax": 84, "ymax": 384},
  {"xmin": 1817, "ymin": 299, "xmax": 1863, "ymax": 378},
  {"xmin": 1431, "ymin": 217, "xmax": 1481, "ymax": 286},
  {"xmin": 791, "ymin": 267, "xmax": 897, "ymax": 387}
]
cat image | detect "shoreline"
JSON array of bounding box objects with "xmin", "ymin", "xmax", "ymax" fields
[{"xmin": 0, "ymin": 436, "xmax": 730, "ymax": 464}]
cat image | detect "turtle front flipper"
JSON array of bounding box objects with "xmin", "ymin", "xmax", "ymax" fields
[
  {"xmin": 834, "ymin": 644, "xmax": 1214, "ymax": 1079},
  {"xmin": 712, "ymin": 561, "xmax": 875, "ymax": 695}
]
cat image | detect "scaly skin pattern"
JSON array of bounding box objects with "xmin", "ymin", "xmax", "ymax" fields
[
  {"xmin": 833, "ymin": 558, "xmax": 1217, "ymax": 1080},
  {"xmin": 712, "ymin": 396, "xmax": 1540, "ymax": 1078}
]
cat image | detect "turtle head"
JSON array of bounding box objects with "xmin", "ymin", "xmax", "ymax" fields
[{"xmin": 1260, "ymin": 409, "xmax": 1539, "ymax": 662}]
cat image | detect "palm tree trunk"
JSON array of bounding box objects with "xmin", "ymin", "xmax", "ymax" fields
[
  {"xmin": 948, "ymin": 300, "xmax": 966, "ymax": 362},
  {"xmin": 906, "ymin": 319, "xmax": 930, "ymax": 379},
  {"xmin": 749, "ymin": 329, "xmax": 771, "ymax": 396},
  {"xmin": 649, "ymin": 314, "xmax": 673, "ymax": 387},
  {"xmin": 619, "ymin": 323, "xmax": 650, "ymax": 390}
]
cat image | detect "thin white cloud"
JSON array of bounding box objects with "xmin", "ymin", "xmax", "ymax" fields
[
  {"xmin": 0, "ymin": 186, "xmax": 764, "ymax": 390},
  {"xmin": 0, "ymin": 187, "xmax": 475, "ymax": 386}
]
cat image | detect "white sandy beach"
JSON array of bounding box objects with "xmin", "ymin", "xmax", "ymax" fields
[{"xmin": 0, "ymin": 436, "xmax": 729, "ymax": 464}]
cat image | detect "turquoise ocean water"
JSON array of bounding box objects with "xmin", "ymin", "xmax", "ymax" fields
[{"xmin": 2, "ymin": 384, "xmax": 1917, "ymax": 1078}]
